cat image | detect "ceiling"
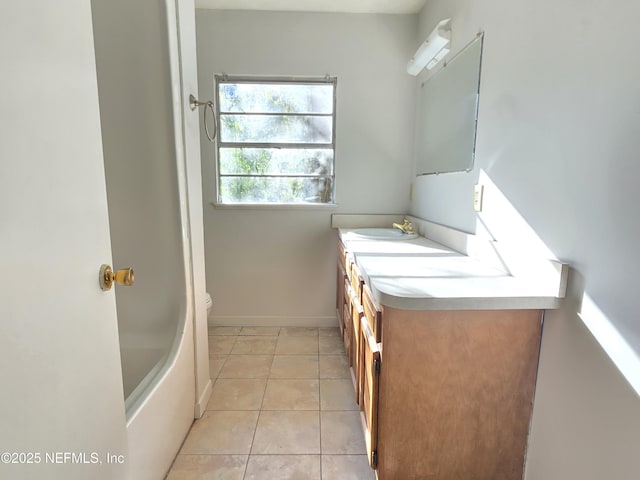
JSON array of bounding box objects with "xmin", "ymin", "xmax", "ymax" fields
[{"xmin": 195, "ymin": 0, "xmax": 427, "ymax": 14}]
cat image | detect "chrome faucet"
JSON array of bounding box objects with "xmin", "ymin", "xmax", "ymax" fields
[{"xmin": 392, "ymin": 217, "xmax": 414, "ymax": 235}]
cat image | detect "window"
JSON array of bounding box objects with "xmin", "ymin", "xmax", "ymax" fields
[{"xmin": 214, "ymin": 76, "xmax": 336, "ymax": 205}]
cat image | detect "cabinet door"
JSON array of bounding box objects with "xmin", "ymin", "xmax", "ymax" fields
[
  {"xmin": 349, "ymin": 291, "xmax": 364, "ymax": 404},
  {"xmin": 337, "ymin": 240, "xmax": 349, "ymax": 334},
  {"xmin": 363, "ymin": 284, "xmax": 382, "ymax": 343},
  {"xmin": 376, "ymin": 308, "xmax": 543, "ymax": 479},
  {"xmin": 350, "ymin": 262, "xmax": 364, "ymax": 303},
  {"xmin": 336, "ymin": 259, "xmax": 347, "ymax": 334},
  {"xmin": 343, "ymin": 282, "xmax": 356, "ymax": 361},
  {"xmin": 360, "ymin": 316, "xmax": 381, "ymax": 470}
]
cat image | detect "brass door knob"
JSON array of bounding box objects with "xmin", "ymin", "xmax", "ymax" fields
[{"xmin": 100, "ymin": 264, "xmax": 135, "ymax": 291}]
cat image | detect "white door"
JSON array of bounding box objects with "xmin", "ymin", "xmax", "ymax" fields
[{"xmin": 0, "ymin": 2, "xmax": 127, "ymax": 480}]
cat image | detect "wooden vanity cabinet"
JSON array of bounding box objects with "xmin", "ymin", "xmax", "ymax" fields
[{"xmin": 337, "ymin": 240, "xmax": 545, "ymax": 480}]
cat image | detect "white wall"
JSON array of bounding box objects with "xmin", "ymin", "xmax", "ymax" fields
[
  {"xmin": 414, "ymin": 0, "xmax": 640, "ymax": 478},
  {"xmin": 196, "ymin": 10, "xmax": 417, "ymax": 325}
]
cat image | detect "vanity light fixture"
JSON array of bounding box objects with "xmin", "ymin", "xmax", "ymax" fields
[{"xmin": 407, "ymin": 18, "xmax": 452, "ymax": 75}]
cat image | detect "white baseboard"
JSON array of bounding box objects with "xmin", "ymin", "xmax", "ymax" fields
[
  {"xmin": 209, "ymin": 315, "xmax": 338, "ymax": 328},
  {"xmin": 194, "ymin": 378, "xmax": 212, "ymax": 419}
]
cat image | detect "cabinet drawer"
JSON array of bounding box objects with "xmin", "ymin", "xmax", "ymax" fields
[
  {"xmin": 359, "ymin": 316, "xmax": 380, "ymax": 470},
  {"xmin": 336, "ymin": 259, "xmax": 348, "ymax": 328},
  {"xmin": 362, "ymin": 284, "xmax": 382, "ymax": 343},
  {"xmin": 350, "ymin": 262, "xmax": 364, "ymax": 303},
  {"xmin": 338, "ymin": 240, "xmax": 347, "ymax": 270},
  {"xmin": 342, "ymin": 302, "xmax": 350, "ymax": 341},
  {"xmin": 342, "ymin": 313, "xmax": 351, "ymax": 359},
  {"xmin": 342, "ymin": 279, "xmax": 353, "ymax": 334}
]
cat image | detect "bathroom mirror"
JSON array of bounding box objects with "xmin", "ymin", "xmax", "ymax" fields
[{"xmin": 415, "ymin": 33, "xmax": 483, "ymax": 175}]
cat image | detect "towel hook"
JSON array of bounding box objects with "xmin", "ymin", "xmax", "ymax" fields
[{"xmin": 189, "ymin": 94, "xmax": 217, "ymax": 142}]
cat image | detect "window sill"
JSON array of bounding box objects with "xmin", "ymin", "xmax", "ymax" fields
[{"xmin": 210, "ymin": 202, "xmax": 339, "ymax": 211}]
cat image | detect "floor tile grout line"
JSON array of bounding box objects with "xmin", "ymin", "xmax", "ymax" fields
[{"xmin": 243, "ymin": 375, "xmax": 270, "ymax": 480}]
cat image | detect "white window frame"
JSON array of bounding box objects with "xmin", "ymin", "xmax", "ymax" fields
[{"xmin": 213, "ymin": 75, "xmax": 337, "ymax": 207}]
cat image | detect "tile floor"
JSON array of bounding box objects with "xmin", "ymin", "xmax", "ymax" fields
[{"xmin": 165, "ymin": 326, "xmax": 375, "ymax": 480}]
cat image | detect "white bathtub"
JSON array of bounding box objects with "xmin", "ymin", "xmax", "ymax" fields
[{"xmin": 122, "ymin": 312, "xmax": 196, "ymax": 479}]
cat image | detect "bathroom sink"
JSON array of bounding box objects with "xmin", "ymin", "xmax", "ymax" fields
[{"xmin": 349, "ymin": 228, "xmax": 418, "ymax": 240}]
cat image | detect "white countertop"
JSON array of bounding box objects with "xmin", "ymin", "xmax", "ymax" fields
[{"xmin": 339, "ymin": 228, "xmax": 565, "ymax": 311}]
